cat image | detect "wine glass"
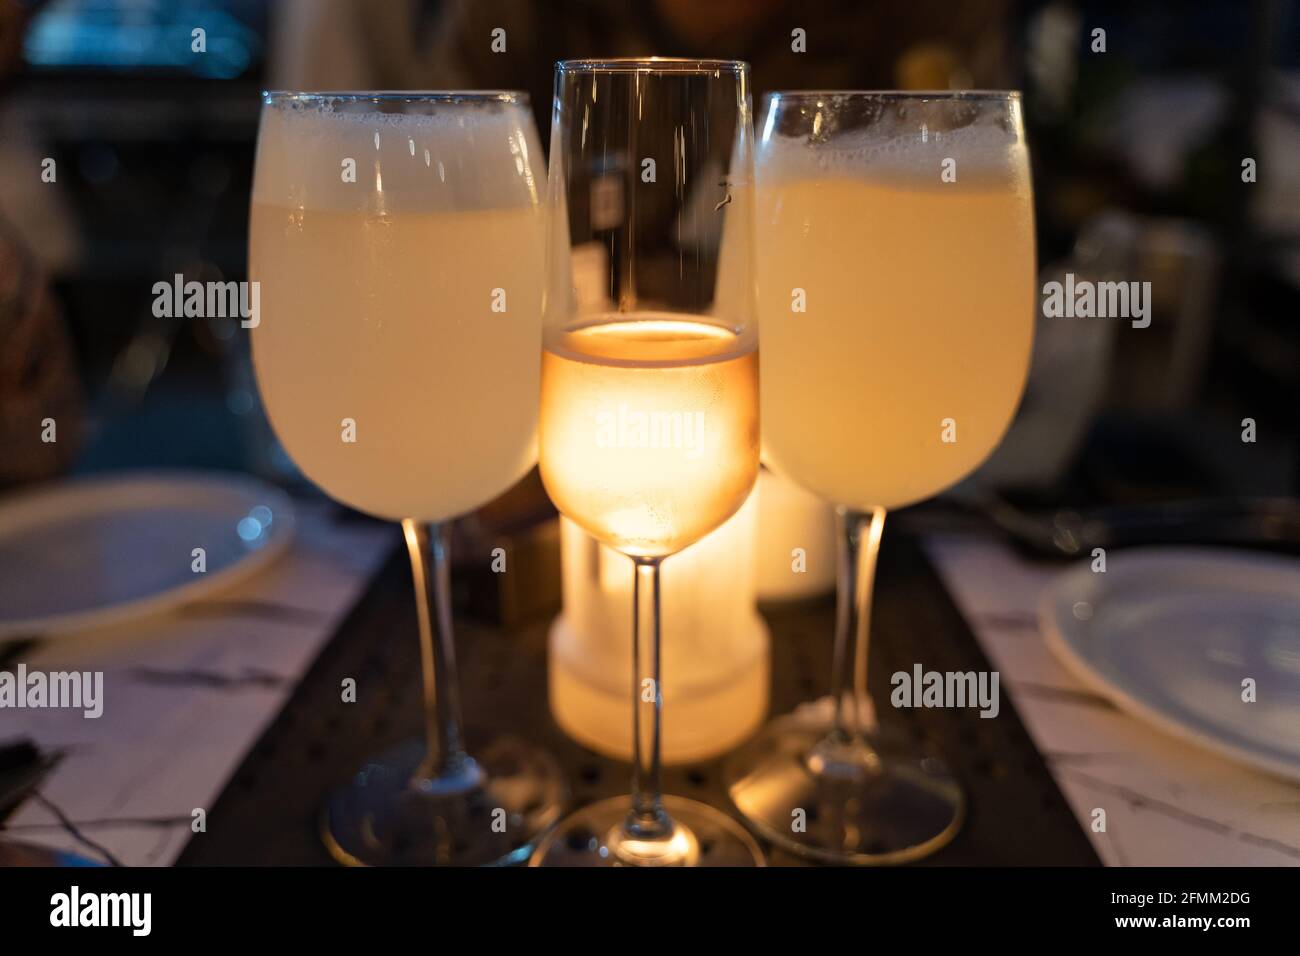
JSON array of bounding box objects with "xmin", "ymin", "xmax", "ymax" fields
[
  {"xmin": 726, "ymin": 91, "xmax": 1036, "ymax": 863},
  {"xmin": 530, "ymin": 59, "xmax": 764, "ymax": 866},
  {"xmin": 249, "ymin": 91, "xmax": 564, "ymax": 866}
]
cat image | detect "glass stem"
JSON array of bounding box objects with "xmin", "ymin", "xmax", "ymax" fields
[
  {"xmin": 829, "ymin": 505, "xmax": 887, "ymax": 739},
  {"xmin": 401, "ymin": 519, "xmax": 469, "ymax": 780},
  {"xmin": 626, "ymin": 556, "xmax": 670, "ymax": 838}
]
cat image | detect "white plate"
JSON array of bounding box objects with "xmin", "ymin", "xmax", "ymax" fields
[
  {"xmin": 0, "ymin": 471, "xmax": 295, "ymax": 639},
  {"xmin": 1040, "ymin": 547, "xmax": 1300, "ymax": 782}
]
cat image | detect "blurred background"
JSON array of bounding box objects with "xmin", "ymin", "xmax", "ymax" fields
[{"xmin": 1, "ymin": 0, "xmax": 1297, "ymax": 509}]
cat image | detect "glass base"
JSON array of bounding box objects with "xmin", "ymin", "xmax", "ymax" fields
[
  {"xmin": 725, "ymin": 712, "xmax": 963, "ymax": 865},
  {"xmin": 322, "ymin": 737, "xmax": 565, "ymax": 866},
  {"xmin": 529, "ymin": 795, "xmax": 765, "ymax": 867}
]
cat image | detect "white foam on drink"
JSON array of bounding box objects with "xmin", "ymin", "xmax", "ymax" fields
[
  {"xmin": 759, "ymin": 102, "xmax": 1026, "ymax": 187},
  {"xmin": 253, "ymin": 96, "xmax": 544, "ymax": 212}
]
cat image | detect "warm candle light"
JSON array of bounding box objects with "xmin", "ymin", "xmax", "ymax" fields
[{"xmin": 549, "ymin": 490, "xmax": 768, "ymax": 763}]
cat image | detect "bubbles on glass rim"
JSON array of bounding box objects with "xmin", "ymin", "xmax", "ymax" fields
[{"xmin": 762, "ymin": 97, "xmax": 1023, "ymax": 183}]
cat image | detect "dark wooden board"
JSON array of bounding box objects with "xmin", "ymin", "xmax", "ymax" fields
[{"xmin": 178, "ymin": 526, "xmax": 1099, "ymax": 866}]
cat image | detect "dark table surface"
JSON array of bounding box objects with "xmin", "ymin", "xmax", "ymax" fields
[{"xmin": 178, "ymin": 525, "xmax": 1099, "ymax": 866}]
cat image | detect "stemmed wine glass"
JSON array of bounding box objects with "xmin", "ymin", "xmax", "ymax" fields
[
  {"xmin": 726, "ymin": 91, "xmax": 1036, "ymax": 863},
  {"xmin": 249, "ymin": 91, "xmax": 564, "ymax": 865},
  {"xmin": 530, "ymin": 59, "xmax": 764, "ymax": 866}
]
